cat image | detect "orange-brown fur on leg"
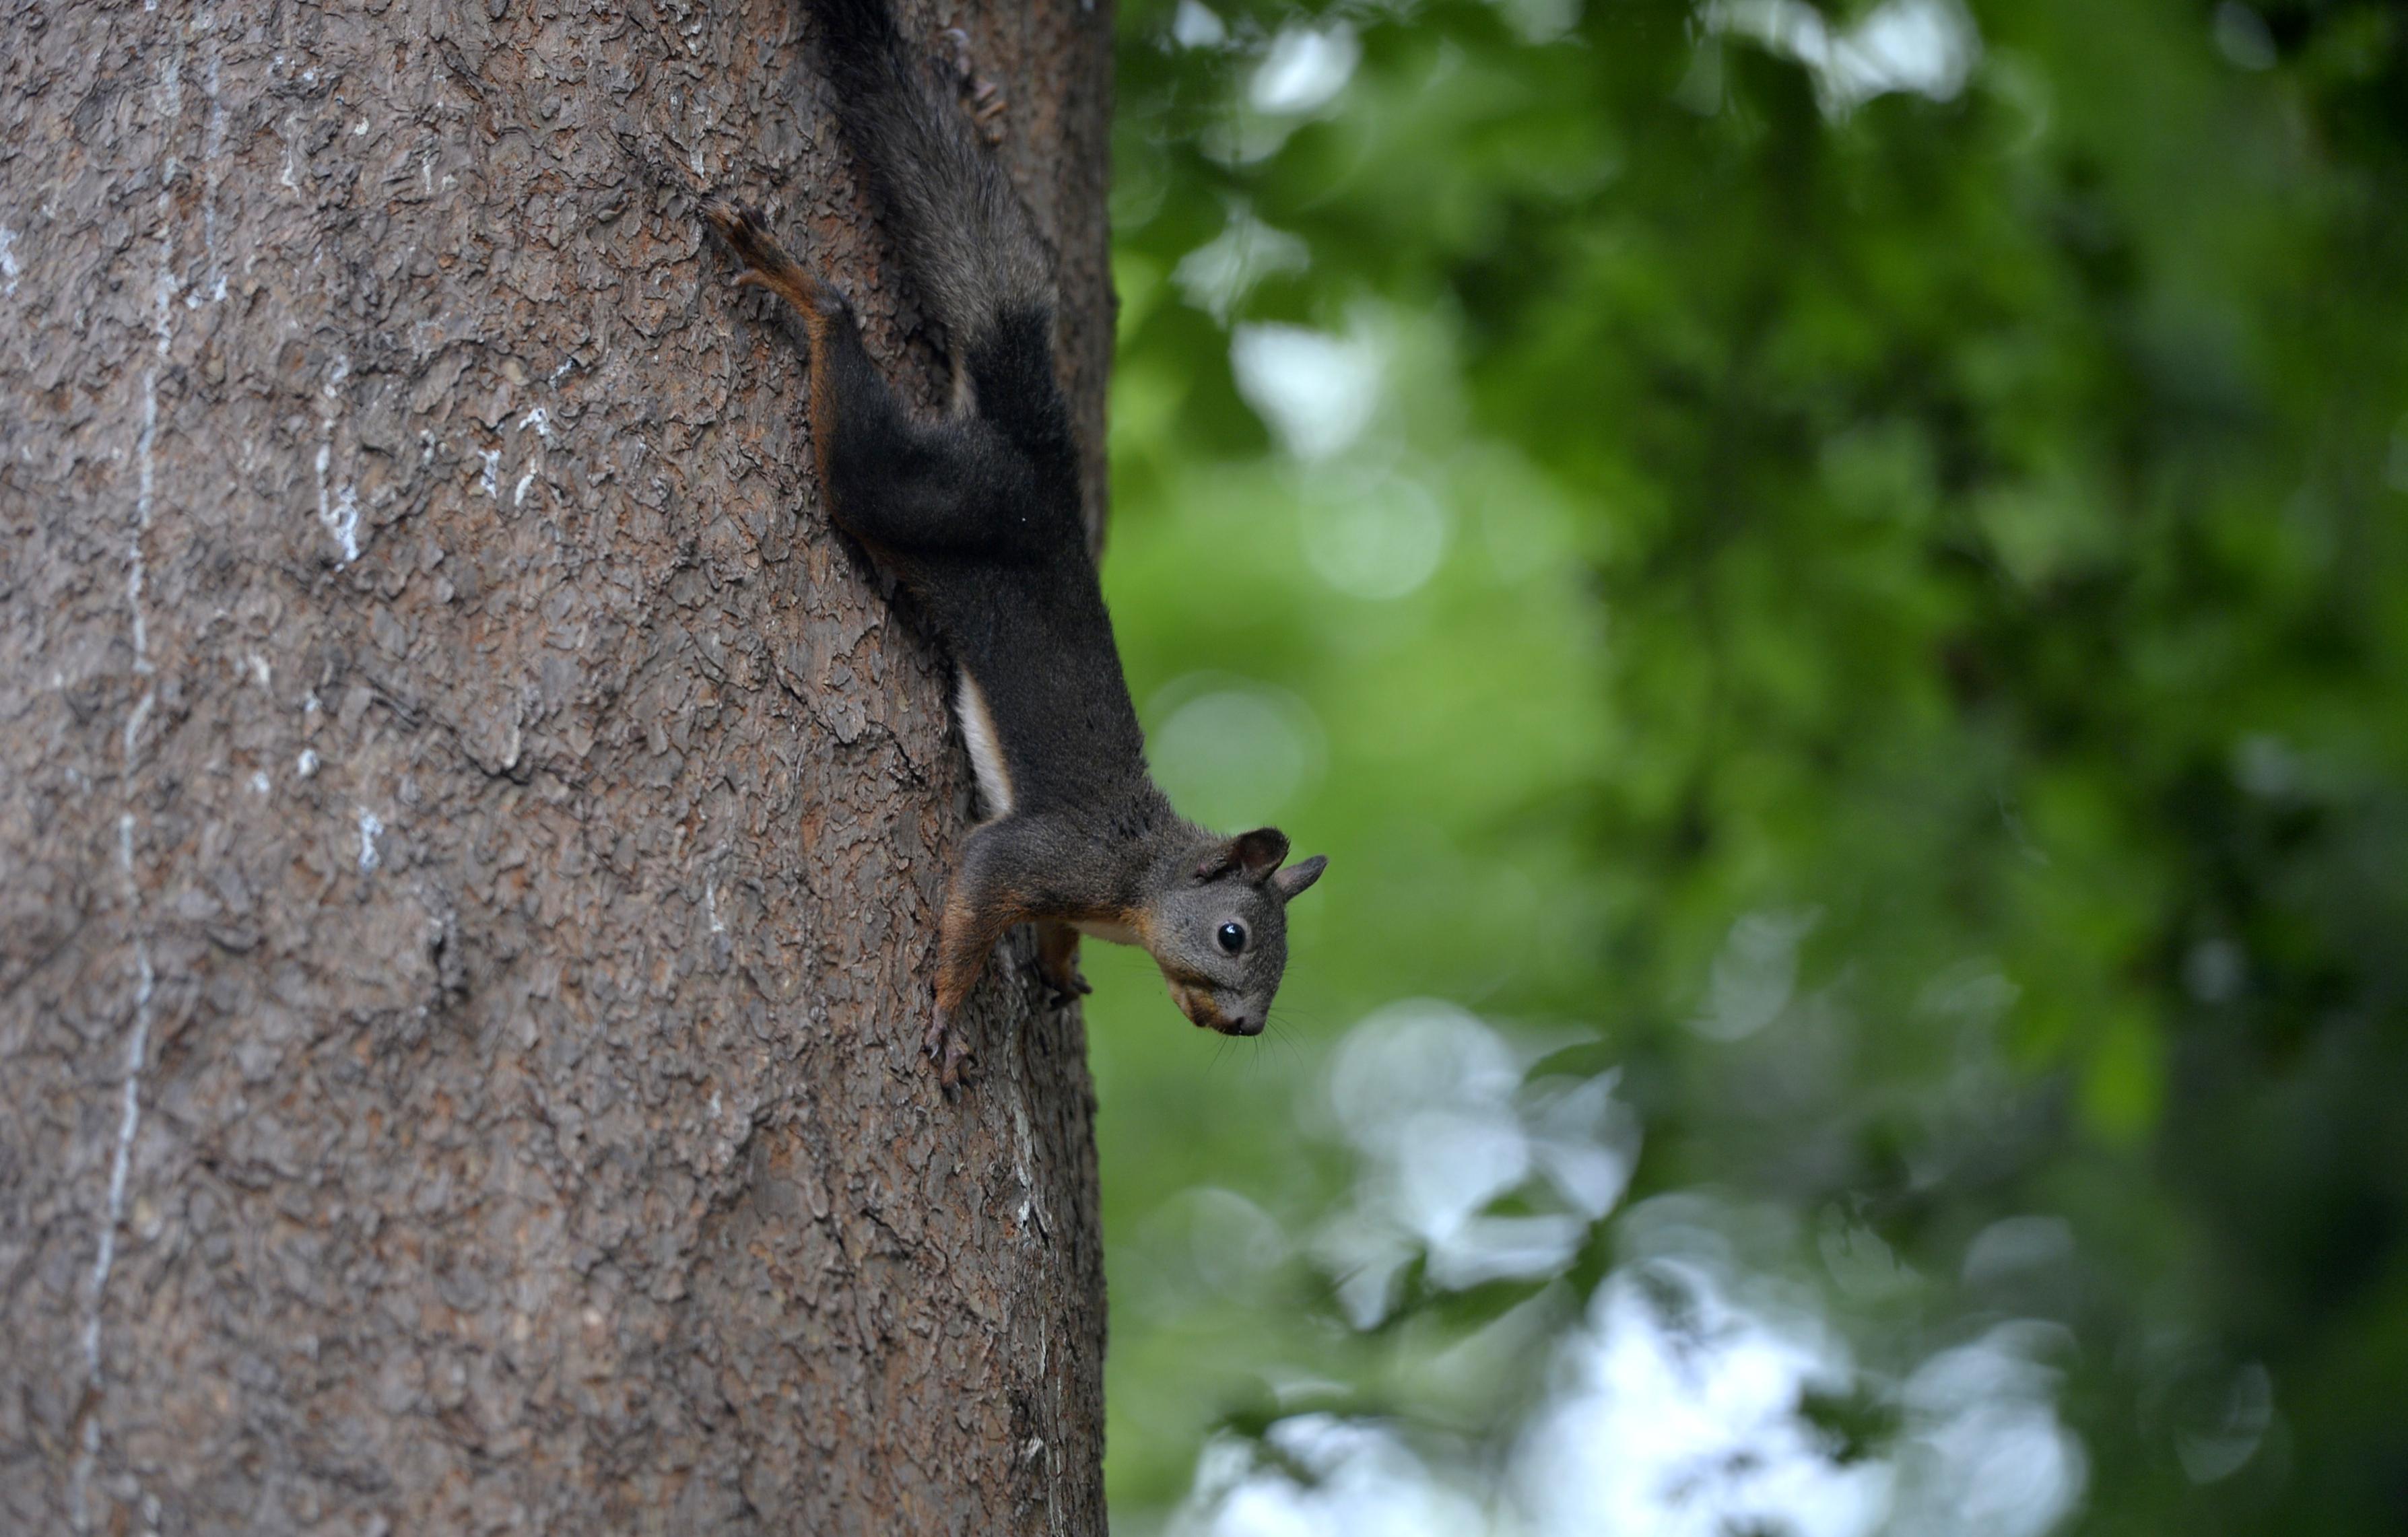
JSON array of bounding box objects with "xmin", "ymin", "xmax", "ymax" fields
[
  {"xmin": 704, "ymin": 199, "xmax": 834, "ymax": 325},
  {"xmin": 704, "ymin": 199, "xmax": 848, "ymax": 492},
  {"xmin": 928, "ymin": 918, "xmax": 1013, "ymax": 1090},
  {"xmin": 927, "ymin": 846, "xmax": 1031, "ymax": 1089}
]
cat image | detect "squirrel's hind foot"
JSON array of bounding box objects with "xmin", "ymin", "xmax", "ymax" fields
[
  {"xmin": 704, "ymin": 198, "xmax": 840, "ymax": 320},
  {"xmin": 937, "ymin": 26, "xmax": 1008, "ymax": 144}
]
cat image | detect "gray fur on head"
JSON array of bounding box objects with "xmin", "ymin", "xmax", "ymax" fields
[{"xmin": 1139, "ymin": 829, "xmax": 1327, "ymax": 1037}]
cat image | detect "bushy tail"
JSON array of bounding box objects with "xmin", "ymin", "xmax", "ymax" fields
[{"xmin": 807, "ymin": 0, "xmax": 1055, "ymax": 366}]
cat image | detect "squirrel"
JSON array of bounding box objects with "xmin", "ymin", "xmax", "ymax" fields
[{"xmin": 704, "ymin": 0, "xmax": 1327, "ymax": 1088}]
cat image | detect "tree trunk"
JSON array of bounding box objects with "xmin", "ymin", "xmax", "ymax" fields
[{"xmin": 0, "ymin": 1, "xmax": 1112, "ymax": 1531}]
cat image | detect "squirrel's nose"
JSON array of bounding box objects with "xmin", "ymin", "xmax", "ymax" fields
[{"xmin": 1228, "ymin": 1013, "xmax": 1262, "ymax": 1037}]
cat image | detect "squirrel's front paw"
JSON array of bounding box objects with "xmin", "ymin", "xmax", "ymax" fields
[
  {"xmin": 1034, "ymin": 923, "xmax": 1091, "ymax": 1010},
  {"xmin": 1040, "ymin": 967, "xmax": 1092, "ymax": 1011},
  {"xmin": 924, "ymin": 1002, "xmax": 974, "ymax": 1091}
]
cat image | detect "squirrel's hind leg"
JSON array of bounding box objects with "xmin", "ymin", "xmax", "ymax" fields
[
  {"xmin": 704, "ymin": 200, "xmax": 835, "ymax": 323},
  {"xmin": 706, "ymin": 199, "xmax": 873, "ymax": 497},
  {"xmin": 707, "ymin": 197, "xmax": 1015, "ymax": 555}
]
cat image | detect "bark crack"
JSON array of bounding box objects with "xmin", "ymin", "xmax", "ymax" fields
[{"xmin": 69, "ymin": 25, "xmax": 184, "ymax": 1522}]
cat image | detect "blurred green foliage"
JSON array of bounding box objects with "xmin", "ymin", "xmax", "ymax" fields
[{"xmin": 1086, "ymin": 0, "xmax": 2408, "ymax": 1531}]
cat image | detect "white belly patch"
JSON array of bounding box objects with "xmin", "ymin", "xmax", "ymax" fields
[{"xmin": 954, "ymin": 671, "xmax": 1014, "ymax": 817}]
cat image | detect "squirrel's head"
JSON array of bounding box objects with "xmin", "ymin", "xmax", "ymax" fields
[{"xmin": 1141, "ymin": 827, "xmax": 1328, "ymax": 1037}]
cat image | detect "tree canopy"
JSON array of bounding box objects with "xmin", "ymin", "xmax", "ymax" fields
[{"xmin": 1089, "ymin": 1, "xmax": 2408, "ymax": 1532}]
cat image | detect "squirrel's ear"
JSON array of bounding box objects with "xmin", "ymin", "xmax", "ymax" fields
[
  {"xmin": 1272, "ymin": 854, "xmax": 1327, "ymax": 901},
  {"xmin": 1197, "ymin": 827, "xmax": 1290, "ymax": 883}
]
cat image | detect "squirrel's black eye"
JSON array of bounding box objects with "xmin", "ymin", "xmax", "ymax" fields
[{"xmin": 1215, "ymin": 921, "xmax": 1246, "ymax": 955}]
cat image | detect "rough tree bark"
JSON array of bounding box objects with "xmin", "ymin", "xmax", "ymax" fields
[{"xmin": 0, "ymin": 0, "xmax": 1112, "ymax": 1531}]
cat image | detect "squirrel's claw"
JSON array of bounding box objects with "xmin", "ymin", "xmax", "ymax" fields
[
  {"xmin": 703, "ymin": 197, "xmax": 835, "ymax": 319},
  {"xmin": 925, "ymin": 1003, "xmax": 973, "ymax": 1091},
  {"xmin": 939, "ymin": 26, "xmax": 975, "ymax": 83},
  {"xmin": 1041, "ymin": 971, "xmax": 1092, "ymax": 1011},
  {"xmin": 971, "ymin": 83, "xmax": 1007, "ymax": 143},
  {"xmin": 1034, "ymin": 929, "xmax": 1092, "ymax": 1010}
]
